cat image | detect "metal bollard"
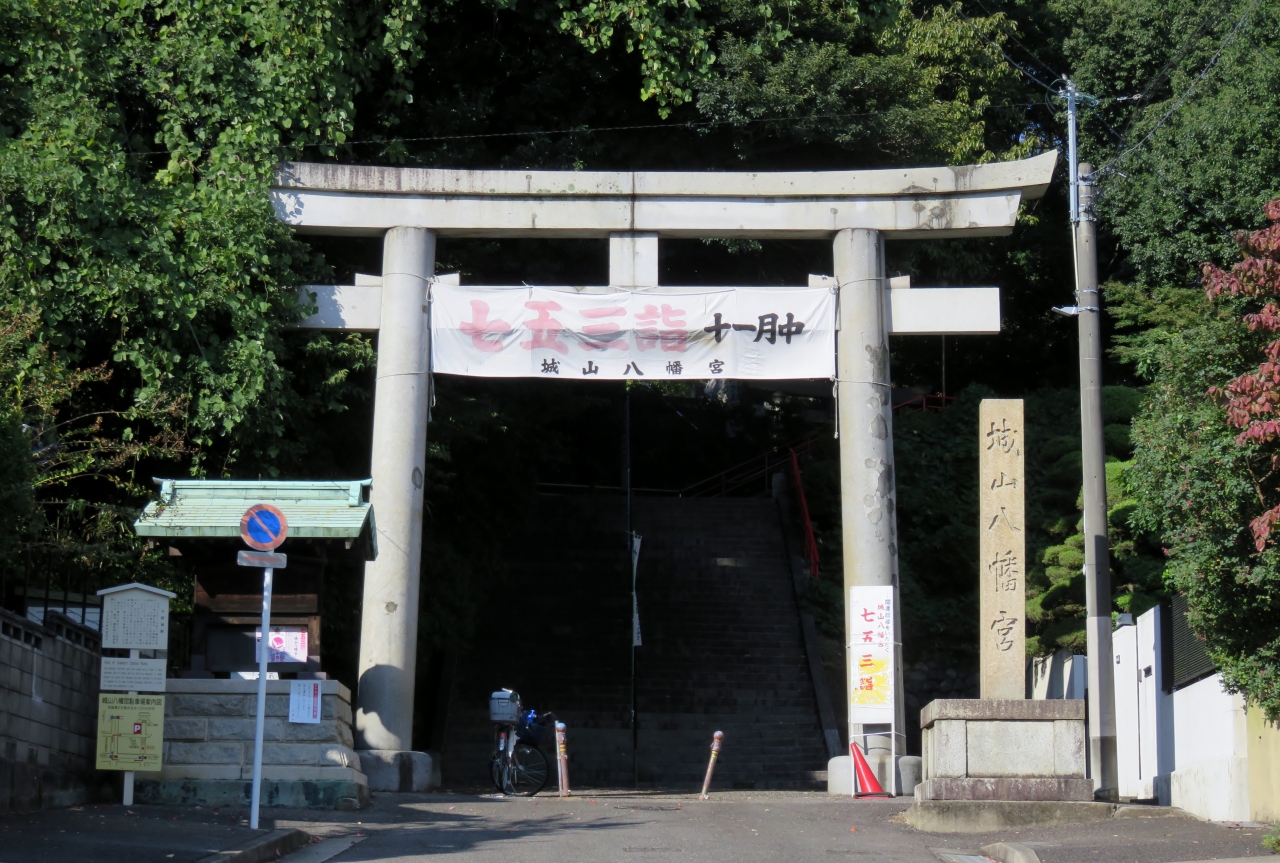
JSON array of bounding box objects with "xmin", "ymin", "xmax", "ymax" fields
[
  {"xmin": 555, "ymin": 722, "xmax": 570, "ymax": 797},
  {"xmin": 699, "ymin": 730, "xmax": 724, "ymax": 800}
]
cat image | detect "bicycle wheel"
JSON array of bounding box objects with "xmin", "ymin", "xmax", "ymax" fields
[{"xmin": 506, "ymin": 743, "xmax": 549, "ymax": 796}]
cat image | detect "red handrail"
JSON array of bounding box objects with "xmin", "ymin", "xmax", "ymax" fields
[
  {"xmin": 893, "ymin": 393, "xmax": 954, "ymax": 413},
  {"xmin": 789, "ymin": 449, "xmax": 821, "ymax": 579},
  {"xmin": 678, "ymin": 436, "xmax": 819, "ymax": 498}
]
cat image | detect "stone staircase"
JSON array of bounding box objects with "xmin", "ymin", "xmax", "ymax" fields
[{"xmin": 437, "ymin": 494, "xmax": 829, "ymax": 791}]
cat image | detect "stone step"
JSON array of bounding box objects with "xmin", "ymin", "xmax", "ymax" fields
[{"xmin": 439, "ymin": 494, "xmax": 827, "ymax": 789}]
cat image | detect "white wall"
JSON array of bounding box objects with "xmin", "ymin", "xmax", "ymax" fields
[
  {"xmin": 1137, "ymin": 607, "xmax": 1176, "ymax": 801},
  {"xmin": 1113, "ymin": 624, "xmax": 1141, "ymax": 798},
  {"xmin": 1028, "ymin": 649, "xmax": 1086, "ymax": 700},
  {"xmin": 1169, "ymin": 673, "xmax": 1249, "ymax": 820},
  {"xmin": 1114, "ymin": 606, "xmax": 1251, "ymax": 820}
]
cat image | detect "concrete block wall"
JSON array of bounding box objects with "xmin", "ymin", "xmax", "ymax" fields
[
  {"xmin": 138, "ymin": 679, "xmax": 369, "ymax": 809},
  {"xmin": 0, "ymin": 607, "xmax": 102, "ymax": 814}
]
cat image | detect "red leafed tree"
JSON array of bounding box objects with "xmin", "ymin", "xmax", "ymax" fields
[{"xmin": 1204, "ymin": 199, "xmax": 1280, "ymax": 549}]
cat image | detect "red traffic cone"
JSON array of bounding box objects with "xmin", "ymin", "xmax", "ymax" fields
[{"xmin": 850, "ymin": 742, "xmax": 893, "ymax": 798}]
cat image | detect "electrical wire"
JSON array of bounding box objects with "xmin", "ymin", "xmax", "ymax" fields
[
  {"xmin": 1095, "ymin": 0, "xmax": 1262, "ymax": 176},
  {"xmin": 122, "ymin": 102, "xmax": 1039, "ymax": 158},
  {"xmin": 1089, "ymin": 112, "xmax": 1237, "ymax": 242},
  {"xmin": 1112, "ymin": 4, "xmax": 1233, "ymax": 143},
  {"xmin": 968, "ymin": 0, "xmax": 1060, "ymax": 79},
  {"xmin": 952, "ymin": 5, "xmax": 1061, "ymax": 95},
  {"xmin": 331, "ymin": 103, "xmax": 1037, "ymax": 147}
]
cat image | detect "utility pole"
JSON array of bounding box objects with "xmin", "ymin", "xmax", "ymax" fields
[{"xmin": 1066, "ymin": 74, "xmax": 1119, "ymax": 799}]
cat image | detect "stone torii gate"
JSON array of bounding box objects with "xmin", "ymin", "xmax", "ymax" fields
[{"xmin": 270, "ymin": 152, "xmax": 1057, "ymax": 784}]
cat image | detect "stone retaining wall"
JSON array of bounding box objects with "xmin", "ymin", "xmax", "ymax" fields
[
  {"xmin": 0, "ymin": 608, "xmax": 101, "ymax": 814},
  {"xmin": 136, "ymin": 679, "xmax": 369, "ymax": 809}
]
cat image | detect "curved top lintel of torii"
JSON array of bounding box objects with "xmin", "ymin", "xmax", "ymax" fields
[{"xmin": 269, "ymin": 151, "xmax": 1058, "ymax": 240}]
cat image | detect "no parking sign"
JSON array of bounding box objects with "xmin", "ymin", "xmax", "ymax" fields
[{"xmin": 240, "ymin": 503, "xmax": 288, "ymax": 550}]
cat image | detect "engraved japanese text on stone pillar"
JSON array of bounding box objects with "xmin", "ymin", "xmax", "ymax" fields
[{"xmin": 979, "ymin": 399, "xmax": 1026, "ymax": 699}]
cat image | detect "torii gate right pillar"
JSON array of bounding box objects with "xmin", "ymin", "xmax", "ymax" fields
[{"xmin": 834, "ymin": 228, "xmax": 906, "ymax": 785}]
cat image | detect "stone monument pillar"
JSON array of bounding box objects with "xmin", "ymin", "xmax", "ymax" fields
[
  {"xmin": 979, "ymin": 399, "xmax": 1026, "ymax": 699},
  {"xmin": 914, "ymin": 398, "xmax": 1091, "ymax": 807}
]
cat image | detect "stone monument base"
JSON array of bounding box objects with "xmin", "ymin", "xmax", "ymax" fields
[
  {"xmin": 918, "ymin": 699, "xmax": 1090, "ymax": 802},
  {"xmin": 904, "ymin": 799, "xmax": 1119, "ymax": 833},
  {"xmin": 356, "ymin": 750, "xmax": 438, "ymax": 792},
  {"xmin": 149, "ymin": 679, "xmax": 370, "ymax": 810}
]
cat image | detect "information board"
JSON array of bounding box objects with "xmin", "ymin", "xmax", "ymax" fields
[
  {"xmin": 96, "ymin": 694, "xmax": 165, "ymax": 771},
  {"xmin": 255, "ymin": 627, "xmax": 308, "ymax": 664},
  {"xmin": 101, "ymin": 590, "xmax": 170, "ymax": 650},
  {"xmin": 289, "ymin": 680, "xmax": 323, "ymax": 724},
  {"xmin": 100, "ymin": 657, "xmax": 168, "ymax": 693}
]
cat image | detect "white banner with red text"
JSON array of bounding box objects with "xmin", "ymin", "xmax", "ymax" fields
[
  {"xmin": 848, "ymin": 585, "xmax": 896, "ymax": 727},
  {"xmin": 430, "ymin": 285, "xmax": 835, "ymax": 380}
]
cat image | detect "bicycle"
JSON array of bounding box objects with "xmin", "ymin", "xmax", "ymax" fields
[{"xmin": 489, "ymin": 689, "xmax": 553, "ymax": 796}]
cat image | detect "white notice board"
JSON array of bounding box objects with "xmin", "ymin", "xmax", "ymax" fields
[
  {"xmin": 100, "ymin": 657, "xmax": 168, "ymax": 693},
  {"xmin": 255, "ymin": 628, "xmax": 308, "ymax": 664},
  {"xmin": 289, "ymin": 680, "xmax": 322, "ymax": 724},
  {"xmin": 101, "ymin": 590, "xmax": 170, "ymax": 650}
]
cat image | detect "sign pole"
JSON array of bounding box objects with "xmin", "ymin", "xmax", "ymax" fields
[
  {"xmin": 121, "ymin": 646, "xmax": 139, "ymax": 806},
  {"xmin": 237, "ymin": 502, "xmax": 289, "ymax": 832},
  {"xmin": 249, "ymin": 565, "xmax": 274, "ymax": 830}
]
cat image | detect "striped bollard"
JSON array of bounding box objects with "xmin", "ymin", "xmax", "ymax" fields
[
  {"xmin": 555, "ymin": 722, "xmax": 570, "ymax": 797},
  {"xmin": 699, "ymin": 730, "xmax": 724, "ymax": 800}
]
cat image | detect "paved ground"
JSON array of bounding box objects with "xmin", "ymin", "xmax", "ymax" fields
[
  {"xmin": 0, "ymin": 803, "xmax": 272, "ymax": 863},
  {"xmin": 1, "ymin": 792, "xmax": 1274, "ymax": 863}
]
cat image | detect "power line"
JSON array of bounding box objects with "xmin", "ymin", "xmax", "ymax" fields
[
  {"xmin": 1089, "ymin": 110, "xmax": 1236, "ymax": 242},
  {"xmin": 953, "ymin": 5, "xmax": 1061, "ymax": 95},
  {"xmin": 1097, "ymin": 0, "xmax": 1261, "ymax": 175},
  {"xmin": 1113, "ymin": 3, "xmax": 1234, "ymax": 143},
  {"xmin": 333, "ymin": 103, "xmax": 1037, "ymax": 147},
  {"xmin": 968, "ymin": 0, "xmax": 1060, "ymax": 79},
  {"xmin": 123, "ymin": 102, "xmax": 1038, "ymax": 157}
]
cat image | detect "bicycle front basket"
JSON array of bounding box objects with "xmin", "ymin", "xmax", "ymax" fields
[{"xmin": 490, "ymin": 689, "xmax": 521, "ymax": 723}]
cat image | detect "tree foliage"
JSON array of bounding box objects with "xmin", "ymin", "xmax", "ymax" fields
[
  {"xmin": 1060, "ymin": 0, "xmax": 1280, "ymax": 715},
  {"xmin": 1125, "ymin": 201, "xmax": 1280, "ymax": 719}
]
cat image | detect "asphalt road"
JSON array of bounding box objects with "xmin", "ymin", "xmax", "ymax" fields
[
  {"xmin": 1, "ymin": 793, "xmax": 1274, "ymax": 863},
  {"xmin": 271, "ymin": 792, "xmax": 1275, "ymax": 863},
  {"xmin": 0, "ymin": 804, "xmax": 270, "ymax": 863}
]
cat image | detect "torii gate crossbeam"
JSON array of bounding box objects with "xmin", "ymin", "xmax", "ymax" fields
[{"xmin": 269, "ymin": 152, "xmax": 1058, "ymax": 790}]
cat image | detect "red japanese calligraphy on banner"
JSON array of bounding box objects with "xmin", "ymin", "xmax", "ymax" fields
[
  {"xmin": 430, "ymin": 284, "xmax": 835, "ymax": 380},
  {"xmin": 849, "ymin": 585, "xmax": 895, "ymax": 726}
]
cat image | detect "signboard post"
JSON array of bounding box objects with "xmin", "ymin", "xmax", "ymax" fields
[
  {"xmin": 95, "ymin": 583, "xmax": 176, "ymax": 805},
  {"xmin": 238, "ymin": 503, "xmax": 288, "ymax": 831}
]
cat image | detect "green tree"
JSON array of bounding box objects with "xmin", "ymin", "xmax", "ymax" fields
[
  {"xmin": 1056, "ymin": 0, "xmax": 1280, "ymax": 716},
  {"xmin": 1127, "ymin": 202, "xmax": 1280, "ymax": 720}
]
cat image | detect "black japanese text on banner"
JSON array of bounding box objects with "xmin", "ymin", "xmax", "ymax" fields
[{"xmin": 430, "ymin": 285, "xmax": 836, "ymax": 380}]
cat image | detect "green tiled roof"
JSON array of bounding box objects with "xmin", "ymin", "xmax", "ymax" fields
[{"xmin": 134, "ymin": 480, "xmax": 375, "ymax": 551}]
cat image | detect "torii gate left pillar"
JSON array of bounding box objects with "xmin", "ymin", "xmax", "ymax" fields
[
  {"xmin": 273, "ymin": 152, "xmax": 1058, "ymax": 792},
  {"xmin": 356, "ymin": 227, "xmax": 435, "ymax": 758}
]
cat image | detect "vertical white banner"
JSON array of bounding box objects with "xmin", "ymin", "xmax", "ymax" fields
[
  {"xmin": 849, "ymin": 585, "xmax": 896, "ymax": 726},
  {"xmin": 631, "ymin": 534, "xmax": 643, "ymax": 648}
]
